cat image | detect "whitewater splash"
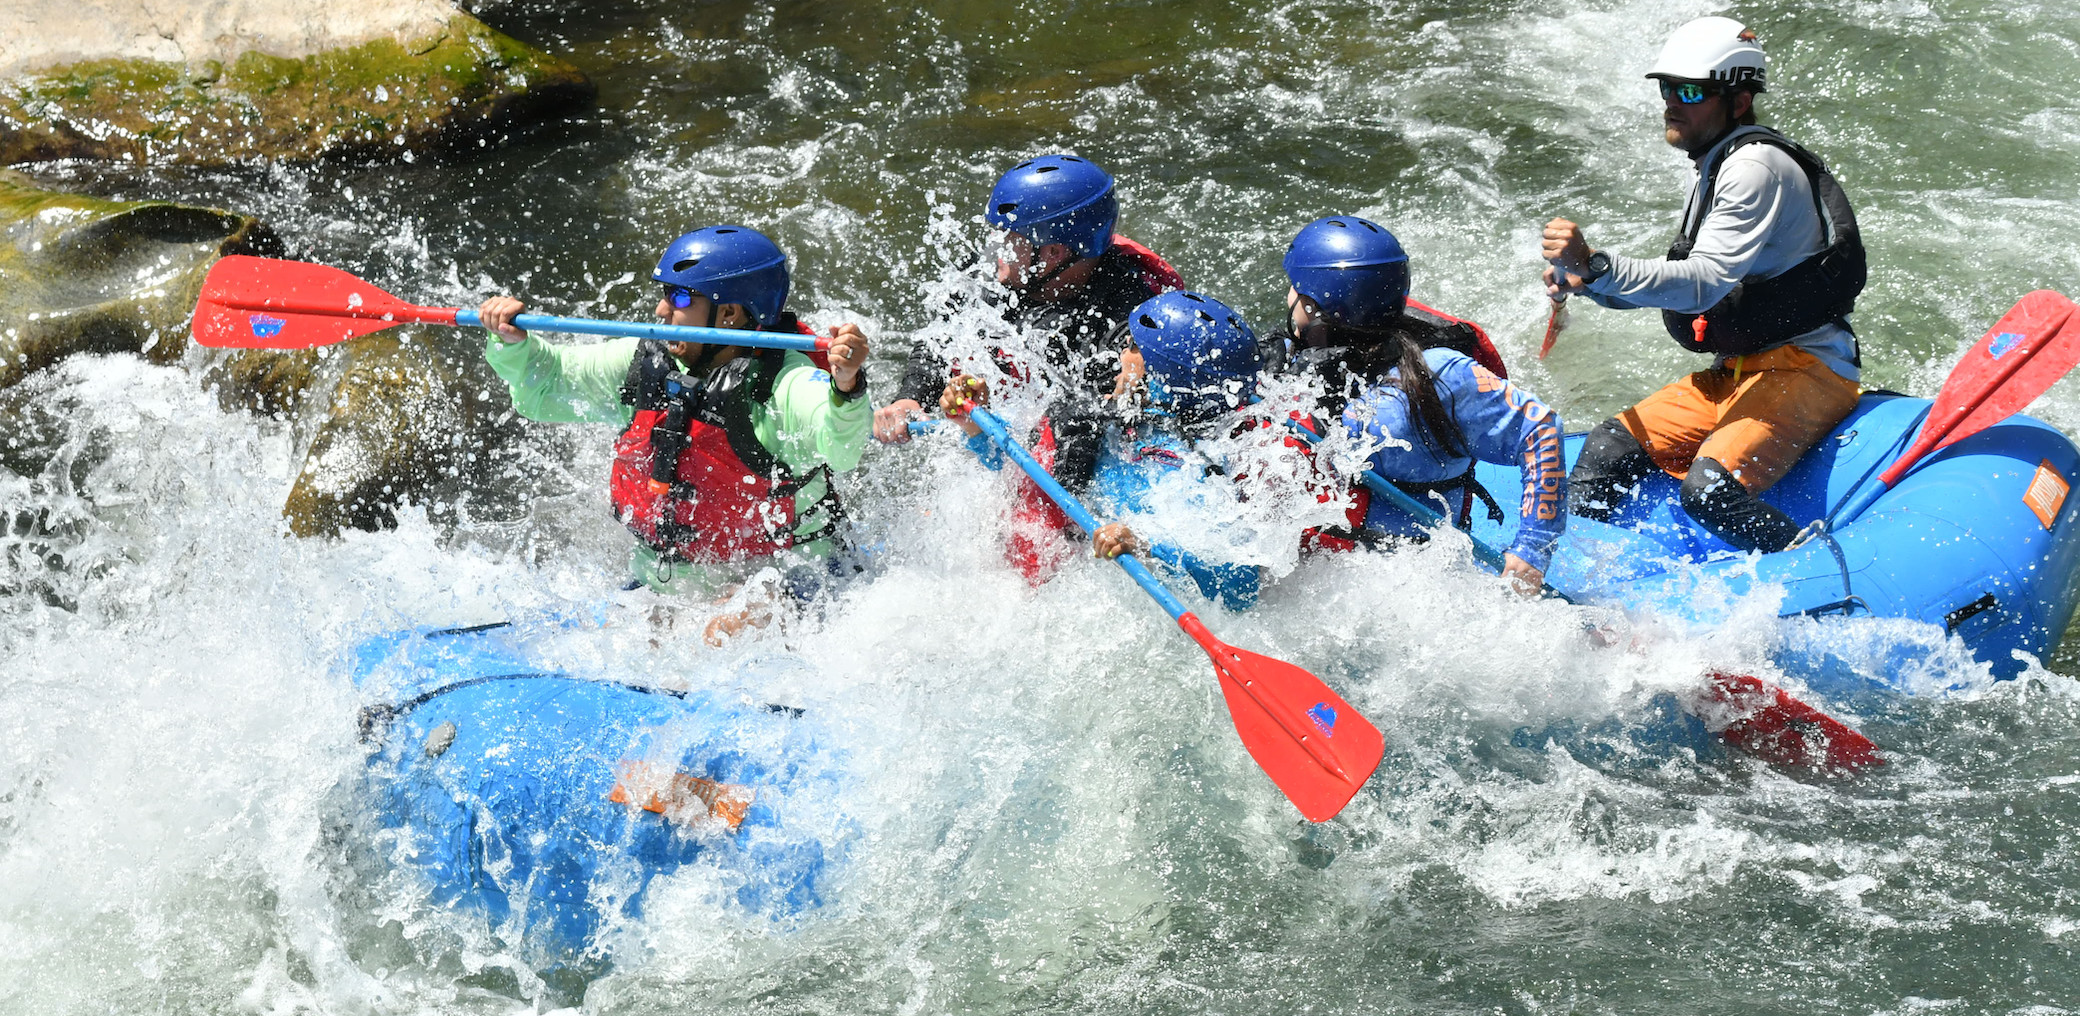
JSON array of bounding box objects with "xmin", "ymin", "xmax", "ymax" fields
[{"xmin": 5, "ymin": 345, "xmax": 2068, "ymax": 1014}]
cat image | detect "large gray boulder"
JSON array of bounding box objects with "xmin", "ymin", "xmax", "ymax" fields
[
  {"xmin": 273, "ymin": 328, "xmax": 526, "ymax": 538},
  {"xmin": 0, "ymin": 172, "xmax": 524, "ymax": 540},
  {"xmin": 0, "ymin": 1, "xmax": 592, "ymax": 540},
  {"xmin": 0, "ymin": 169, "xmax": 277, "ymax": 392}
]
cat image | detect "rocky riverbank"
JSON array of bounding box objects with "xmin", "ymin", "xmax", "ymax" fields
[
  {"xmin": 0, "ymin": 2, "xmax": 589, "ymax": 537},
  {"xmin": 0, "ymin": 170, "xmax": 276, "ymax": 391},
  {"xmin": 0, "ymin": 5, "xmax": 592, "ymax": 165}
]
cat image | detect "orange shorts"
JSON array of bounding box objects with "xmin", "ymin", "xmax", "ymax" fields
[{"xmin": 1617, "ymin": 345, "xmax": 1862, "ymax": 494}]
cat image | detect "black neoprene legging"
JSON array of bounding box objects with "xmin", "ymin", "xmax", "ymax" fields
[{"xmin": 1568, "ymin": 417, "xmax": 1803, "ymax": 553}]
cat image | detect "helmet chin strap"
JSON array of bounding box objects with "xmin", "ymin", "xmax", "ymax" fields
[
  {"xmin": 1289, "ymin": 306, "xmax": 1334, "ymax": 349},
  {"xmin": 668, "ymin": 299, "xmax": 737, "ymax": 370},
  {"xmin": 1014, "ymin": 248, "xmax": 1081, "ymax": 297}
]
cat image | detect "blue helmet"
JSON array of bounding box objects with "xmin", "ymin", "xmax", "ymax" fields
[
  {"xmin": 1282, "ymin": 215, "xmax": 1410, "ymax": 330},
  {"xmin": 1127, "ymin": 291, "xmax": 1260, "ymax": 418},
  {"xmin": 984, "ymin": 155, "xmax": 1118, "ymax": 258},
  {"xmin": 650, "ymin": 225, "xmax": 791, "ymax": 327}
]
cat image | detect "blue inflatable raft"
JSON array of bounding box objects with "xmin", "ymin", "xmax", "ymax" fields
[
  {"xmin": 346, "ymin": 618, "xmax": 842, "ymax": 968},
  {"xmin": 1465, "ymin": 393, "xmax": 2080, "ymax": 690}
]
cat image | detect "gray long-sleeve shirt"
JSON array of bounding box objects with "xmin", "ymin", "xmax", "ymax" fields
[{"xmin": 1584, "ymin": 125, "xmax": 1860, "ymax": 381}]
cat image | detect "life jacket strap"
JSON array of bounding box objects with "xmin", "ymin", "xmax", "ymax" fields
[
  {"xmin": 769, "ymin": 462, "xmax": 846, "ymax": 546},
  {"xmin": 1391, "ymin": 466, "xmax": 1507, "ymax": 529}
]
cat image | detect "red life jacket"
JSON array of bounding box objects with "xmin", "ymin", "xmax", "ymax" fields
[
  {"xmin": 1404, "ymin": 298, "xmax": 1508, "ymax": 379},
  {"xmin": 1006, "ymin": 417, "xmax": 1077, "ymax": 585},
  {"xmin": 608, "ymin": 324, "xmax": 842, "ymax": 564},
  {"xmin": 1107, "ymin": 234, "xmax": 1185, "ymax": 295}
]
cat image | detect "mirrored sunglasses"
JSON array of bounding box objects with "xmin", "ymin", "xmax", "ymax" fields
[{"xmin": 1658, "ymin": 80, "xmax": 1717, "ymax": 105}]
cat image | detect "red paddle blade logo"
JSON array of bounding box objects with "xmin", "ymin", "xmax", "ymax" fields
[
  {"xmin": 1989, "ymin": 331, "xmax": 2026, "ymax": 358},
  {"xmin": 248, "ymin": 314, "xmax": 287, "ymax": 338},
  {"xmin": 1307, "ymin": 702, "xmax": 1337, "ymax": 736}
]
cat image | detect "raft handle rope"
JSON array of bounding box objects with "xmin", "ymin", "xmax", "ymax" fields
[
  {"xmin": 1822, "ymin": 397, "xmax": 1930, "ymax": 528},
  {"xmin": 359, "ymin": 672, "xmax": 559, "ymax": 742},
  {"xmin": 423, "ymin": 621, "xmax": 515, "ymax": 638},
  {"xmin": 358, "ymin": 671, "xmax": 806, "ymax": 743},
  {"xmin": 1777, "ymin": 519, "xmax": 1862, "ymax": 620}
]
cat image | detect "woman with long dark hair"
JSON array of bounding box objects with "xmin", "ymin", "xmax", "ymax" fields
[{"xmin": 1271, "ymin": 216, "xmax": 1568, "ymax": 594}]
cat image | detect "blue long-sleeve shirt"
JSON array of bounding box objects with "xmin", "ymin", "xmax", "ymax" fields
[
  {"xmin": 1342, "ymin": 348, "xmax": 1567, "ymax": 573},
  {"xmin": 965, "ymin": 423, "xmax": 1260, "ymax": 610}
]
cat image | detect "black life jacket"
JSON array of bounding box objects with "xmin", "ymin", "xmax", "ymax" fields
[
  {"xmin": 609, "ymin": 324, "xmax": 842, "ymax": 563},
  {"xmin": 892, "ymin": 235, "xmax": 1181, "ymax": 407},
  {"xmin": 1662, "ymin": 126, "xmax": 1866, "ymax": 357},
  {"xmin": 1279, "ymin": 413, "xmax": 1503, "ymax": 555}
]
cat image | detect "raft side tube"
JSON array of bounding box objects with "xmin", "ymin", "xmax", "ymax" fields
[
  {"xmin": 1461, "ymin": 394, "xmax": 2080, "ymax": 690},
  {"xmin": 346, "ymin": 621, "xmax": 841, "ymax": 966}
]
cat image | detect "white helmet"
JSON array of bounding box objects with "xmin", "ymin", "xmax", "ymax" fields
[{"xmin": 1646, "ymin": 16, "xmax": 1766, "ymax": 93}]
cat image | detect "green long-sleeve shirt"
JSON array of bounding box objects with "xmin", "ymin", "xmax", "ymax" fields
[{"xmin": 483, "ymin": 332, "xmax": 870, "ymax": 595}]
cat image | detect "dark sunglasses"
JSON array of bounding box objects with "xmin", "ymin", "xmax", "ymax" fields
[
  {"xmin": 1658, "ymin": 80, "xmax": 1718, "ymax": 105},
  {"xmin": 662, "ymin": 284, "xmax": 697, "ymax": 309}
]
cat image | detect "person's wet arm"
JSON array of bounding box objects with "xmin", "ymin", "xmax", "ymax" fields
[
  {"xmin": 1583, "ymin": 157, "xmax": 1790, "ymax": 314},
  {"xmin": 767, "ymin": 351, "xmax": 872, "ymax": 473},
  {"xmin": 1441, "ymin": 358, "xmax": 1567, "ymax": 578},
  {"xmin": 479, "ymin": 301, "xmax": 639, "ymax": 424}
]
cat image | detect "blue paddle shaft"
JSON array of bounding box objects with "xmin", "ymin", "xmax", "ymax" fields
[
  {"xmin": 1831, "ymin": 474, "xmax": 1891, "ymax": 527},
  {"xmin": 454, "ymin": 308, "xmax": 825, "ymax": 351},
  {"xmin": 967, "ymin": 407, "xmax": 1192, "ymax": 621},
  {"xmin": 1353, "ymin": 471, "xmax": 1509, "ymax": 574}
]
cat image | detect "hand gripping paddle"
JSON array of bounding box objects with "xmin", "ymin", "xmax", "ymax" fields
[
  {"xmin": 961, "ymin": 404, "xmax": 1385, "ymax": 822},
  {"xmin": 191, "ymin": 255, "xmax": 829, "ymax": 353},
  {"xmin": 1832, "ymin": 290, "xmax": 2080, "ymax": 526},
  {"xmin": 1280, "ymin": 417, "xmax": 1882, "ymax": 773}
]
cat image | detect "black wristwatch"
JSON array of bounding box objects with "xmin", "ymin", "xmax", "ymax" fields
[
  {"xmin": 1581, "ymin": 250, "xmax": 1612, "ymax": 284},
  {"xmin": 831, "ymin": 366, "xmax": 868, "ymax": 403}
]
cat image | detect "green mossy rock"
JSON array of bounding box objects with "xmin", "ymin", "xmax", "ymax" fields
[
  {"xmin": 278, "ymin": 327, "xmax": 523, "ymax": 538},
  {"xmin": 0, "ymin": 14, "xmax": 592, "ymax": 165},
  {"xmin": 0, "ymin": 169, "xmax": 277, "ymax": 392}
]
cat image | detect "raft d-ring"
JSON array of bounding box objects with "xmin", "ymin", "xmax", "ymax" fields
[
  {"xmin": 423, "ymin": 721, "xmax": 457, "ymax": 758},
  {"xmin": 1834, "ymin": 429, "xmax": 1858, "ymax": 446}
]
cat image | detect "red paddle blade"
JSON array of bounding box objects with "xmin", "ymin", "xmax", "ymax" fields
[
  {"xmin": 1698, "ymin": 671, "xmax": 1882, "ymax": 773},
  {"xmin": 193, "ymin": 255, "xmax": 447, "ymax": 349},
  {"xmin": 1177, "ymin": 614, "xmax": 1385, "ymax": 821},
  {"xmin": 1538, "ymin": 298, "xmax": 1567, "ymax": 359},
  {"xmin": 1881, "ymin": 290, "xmax": 2078, "ymax": 485},
  {"xmin": 1932, "ymin": 299, "xmax": 2080, "ymax": 456}
]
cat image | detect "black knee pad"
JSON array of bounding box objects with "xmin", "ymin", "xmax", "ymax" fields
[
  {"xmin": 1568, "ymin": 418, "xmax": 1654, "ymax": 521},
  {"xmin": 1678, "ymin": 459, "xmax": 1739, "ymax": 516},
  {"xmin": 1680, "ymin": 458, "xmax": 1801, "ymax": 552}
]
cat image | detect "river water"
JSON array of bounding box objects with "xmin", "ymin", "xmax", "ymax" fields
[{"xmin": 7, "ymin": 0, "xmax": 2080, "ymax": 1012}]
